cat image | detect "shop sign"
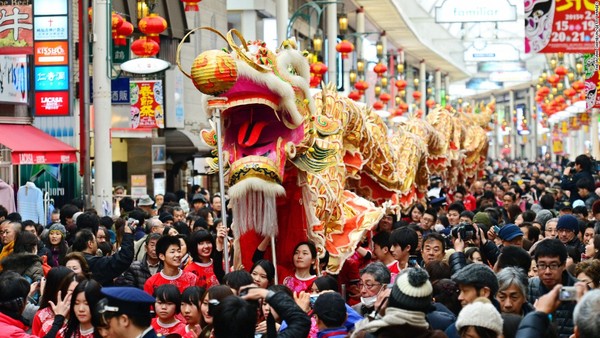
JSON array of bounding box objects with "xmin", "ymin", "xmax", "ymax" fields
[
  {"xmin": 0, "ymin": 1, "xmax": 33, "ymax": 54},
  {"xmin": 478, "ymin": 61, "xmax": 526, "ymax": 73},
  {"xmin": 0, "ymin": 55, "xmax": 28, "ymax": 103},
  {"xmin": 33, "ymin": 0, "xmax": 67, "ymax": 16},
  {"xmin": 33, "ymin": 16, "xmax": 67, "ymax": 40},
  {"xmin": 464, "ymin": 42, "xmax": 520, "ymax": 62},
  {"xmin": 551, "ymin": 124, "xmax": 563, "ymax": 155},
  {"xmin": 580, "ymin": 112, "xmax": 590, "ymax": 126},
  {"xmin": 34, "ymin": 65, "xmax": 68, "ymax": 91},
  {"xmin": 130, "ymin": 80, "xmax": 164, "ymax": 129},
  {"xmin": 525, "ymin": 0, "xmax": 596, "ymax": 53},
  {"xmin": 435, "ymin": 0, "xmax": 517, "ymax": 23},
  {"xmin": 113, "ymin": 41, "xmax": 130, "ymax": 64},
  {"xmin": 35, "ymin": 91, "xmax": 69, "ymax": 116},
  {"xmin": 34, "ymin": 41, "xmax": 68, "ymax": 65},
  {"xmin": 489, "ymin": 71, "xmax": 532, "ymax": 82},
  {"xmin": 19, "ymin": 163, "xmax": 80, "ymax": 209}
]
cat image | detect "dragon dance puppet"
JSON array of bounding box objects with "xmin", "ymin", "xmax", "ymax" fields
[{"xmin": 176, "ymin": 28, "xmax": 491, "ymax": 278}]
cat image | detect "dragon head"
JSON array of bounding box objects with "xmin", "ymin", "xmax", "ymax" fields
[{"xmin": 180, "ymin": 29, "xmax": 316, "ymax": 236}]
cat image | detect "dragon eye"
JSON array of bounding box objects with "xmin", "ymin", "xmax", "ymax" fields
[{"xmin": 287, "ymin": 64, "xmax": 298, "ymax": 76}]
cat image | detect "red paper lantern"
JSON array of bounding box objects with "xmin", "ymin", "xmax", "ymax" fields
[
  {"xmin": 182, "ymin": 0, "xmax": 201, "ymax": 11},
  {"xmin": 538, "ymin": 86, "xmax": 550, "ymax": 96},
  {"xmin": 379, "ymin": 92, "xmax": 391, "ymax": 103},
  {"xmin": 310, "ymin": 62, "xmax": 328, "ymax": 76},
  {"xmin": 426, "ymin": 99, "xmax": 436, "ymax": 108},
  {"xmin": 393, "ymin": 107, "xmax": 404, "ymax": 116},
  {"xmin": 131, "ymin": 36, "xmax": 160, "ymax": 57},
  {"xmin": 395, "ymin": 79, "xmax": 407, "ymax": 90},
  {"xmin": 563, "ymin": 88, "xmax": 576, "ymax": 98},
  {"xmin": 412, "ymin": 91, "xmax": 422, "ymax": 101},
  {"xmin": 355, "ymin": 80, "xmax": 369, "ymax": 93},
  {"xmin": 400, "ymin": 102, "xmax": 409, "ymax": 111},
  {"xmin": 547, "ymin": 74, "xmax": 560, "ymax": 86},
  {"xmin": 373, "ymin": 62, "xmax": 387, "ymax": 77},
  {"xmin": 555, "ymin": 65, "xmax": 567, "ymax": 77},
  {"xmin": 348, "ymin": 91, "xmax": 362, "ymax": 101},
  {"xmin": 335, "ymin": 40, "xmax": 354, "ymax": 59},
  {"xmin": 115, "ymin": 20, "xmax": 134, "ymax": 46},
  {"xmin": 111, "ymin": 12, "xmax": 124, "ymax": 42},
  {"xmin": 372, "ymin": 101, "xmax": 384, "ymax": 110},
  {"xmin": 310, "ymin": 76, "xmax": 321, "ymax": 88},
  {"xmin": 572, "ymin": 81, "xmax": 584, "ymax": 91},
  {"xmin": 138, "ymin": 13, "xmax": 168, "ymax": 44}
]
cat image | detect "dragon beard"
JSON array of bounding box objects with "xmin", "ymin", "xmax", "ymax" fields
[{"xmin": 229, "ymin": 177, "xmax": 286, "ymax": 238}]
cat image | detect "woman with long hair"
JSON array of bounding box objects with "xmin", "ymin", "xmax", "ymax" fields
[
  {"xmin": 63, "ymin": 279, "xmax": 102, "ymax": 338},
  {"xmin": 180, "ymin": 286, "xmax": 206, "ymax": 338},
  {"xmin": 184, "ymin": 229, "xmax": 226, "ymax": 289},
  {"xmin": 198, "ymin": 285, "xmax": 234, "ymax": 338},
  {"xmin": 282, "ymin": 241, "xmax": 318, "ymax": 293},
  {"xmin": 32, "ymin": 266, "xmax": 78, "ymax": 336},
  {"xmin": 43, "ymin": 223, "xmax": 69, "ymax": 268}
]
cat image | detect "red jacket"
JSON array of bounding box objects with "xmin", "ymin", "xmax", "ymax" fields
[{"xmin": 0, "ymin": 311, "xmax": 39, "ymax": 338}]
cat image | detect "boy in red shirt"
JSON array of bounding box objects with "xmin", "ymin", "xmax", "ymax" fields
[{"xmin": 144, "ymin": 235, "xmax": 199, "ymax": 295}]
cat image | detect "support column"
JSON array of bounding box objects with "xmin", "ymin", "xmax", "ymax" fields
[
  {"xmin": 509, "ymin": 91, "xmax": 516, "ymax": 160},
  {"xmin": 356, "ymin": 7, "xmax": 364, "ymax": 59},
  {"xmin": 326, "ymin": 3, "xmax": 337, "ymax": 85},
  {"xmin": 492, "ymin": 94, "xmax": 499, "ymax": 160},
  {"xmin": 529, "ymin": 86, "xmax": 537, "ymax": 160},
  {"xmin": 419, "ymin": 60, "xmax": 426, "ymax": 116},
  {"xmin": 592, "ymin": 109, "xmax": 600, "ymax": 159},
  {"xmin": 435, "ymin": 69, "xmax": 441, "ymax": 103},
  {"xmin": 276, "ymin": 0, "xmax": 288, "ymax": 44},
  {"xmin": 92, "ymin": 0, "xmax": 112, "ymax": 215},
  {"xmin": 240, "ymin": 10, "xmax": 258, "ymax": 41},
  {"xmin": 444, "ymin": 74, "xmax": 450, "ymax": 102}
]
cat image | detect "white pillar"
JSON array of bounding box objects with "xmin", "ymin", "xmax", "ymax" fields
[
  {"xmin": 529, "ymin": 86, "xmax": 537, "ymax": 160},
  {"xmin": 509, "ymin": 91, "xmax": 516, "ymax": 159},
  {"xmin": 435, "ymin": 69, "xmax": 441, "ymax": 103},
  {"xmin": 444, "ymin": 74, "xmax": 450, "ymax": 98},
  {"xmin": 326, "ymin": 3, "xmax": 337, "ymax": 85},
  {"xmin": 240, "ymin": 10, "xmax": 257, "ymax": 41},
  {"xmin": 492, "ymin": 94, "xmax": 499, "ymax": 159},
  {"xmin": 276, "ymin": 0, "xmax": 288, "ymax": 44},
  {"xmin": 419, "ymin": 60, "xmax": 426, "ymax": 115},
  {"xmin": 592, "ymin": 109, "xmax": 600, "ymax": 159},
  {"xmin": 92, "ymin": 0, "xmax": 112, "ymax": 215},
  {"xmin": 356, "ymin": 7, "xmax": 365, "ymax": 59}
]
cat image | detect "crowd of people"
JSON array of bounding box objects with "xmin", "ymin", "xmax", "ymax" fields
[{"xmin": 0, "ymin": 154, "xmax": 599, "ymax": 338}]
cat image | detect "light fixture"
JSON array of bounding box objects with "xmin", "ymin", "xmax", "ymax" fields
[
  {"xmin": 413, "ymin": 78, "xmax": 419, "ymax": 87},
  {"xmin": 395, "ymin": 95, "xmax": 401, "ymax": 105},
  {"xmin": 349, "ymin": 68, "xmax": 357, "ymax": 86},
  {"xmin": 137, "ymin": 0, "xmax": 149, "ymax": 19},
  {"xmin": 549, "ymin": 58, "xmax": 557, "ymax": 69},
  {"xmin": 374, "ymin": 80, "xmax": 382, "ymax": 97},
  {"xmin": 576, "ymin": 62, "xmax": 583, "ymax": 74},
  {"xmin": 381, "ymin": 76, "xmax": 388, "ymax": 88},
  {"xmin": 312, "ymin": 34, "xmax": 323, "ymax": 53},
  {"xmin": 397, "ymin": 63, "xmax": 404, "ymax": 74},
  {"xmin": 120, "ymin": 58, "xmax": 170, "ymax": 74},
  {"xmin": 541, "ymin": 70, "xmax": 548, "ymax": 80},
  {"xmin": 375, "ymin": 39, "xmax": 384, "ymax": 59},
  {"xmin": 356, "ymin": 58, "xmax": 365, "ymax": 73},
  {"xmin": 338, "ymin": 13, "xmax": 348, "ymax": 36}
]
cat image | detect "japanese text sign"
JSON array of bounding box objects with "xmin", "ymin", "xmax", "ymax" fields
[
  {"xmin": 130, "ymin": 80, "xmax": 164, "ymax": 129},
  {"xmin": 0, "ymin": 1, "xmax": 33, "ymax": 54}
]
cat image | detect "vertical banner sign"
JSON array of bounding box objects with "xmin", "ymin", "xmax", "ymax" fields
[
  {"xmin": 584, "ymin": 2, "xmax": 599, "ymax": 109},
  {"xmin": 525, "ymin": 0, "xmax": 596, "ymax": 53},
  {"xmin": 130, "ymin": 80, "xmax": 165, "ymax": 129},
  {"xmin": 33, "ymin": 0, "xmax": 70, "ymax": 116},
  {"xmin": 551, "ymin": 124, "xmax": 564, "ymax": 155},
  {"xmin": 0, "ymin": 0, "xmax": 33, "ymax": 54}
]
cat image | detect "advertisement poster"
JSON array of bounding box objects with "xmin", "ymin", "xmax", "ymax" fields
[
  {"xmin": 525, "ymin": 0, "xmax": 596, "ymax": 53},
  {"xmin": 0, "ymin": 1, "xmax": 33, "ymax": 54},
  {"xmin": 0, "ymin": 55, "xmax": 28, "ymax": 103},
  {"xmin": 130, "ymin": 80, "xmax": 164, "ymax": 129},
  {"xmin": 19, "ymin": 163, "xmax": 80, "ymax": 212},
  {"xmin": 551, "ymin": 124, "xmax": 563, "ymax": 155},
  {"xmin": 583, "ymin": 53, "xmax": 600, "ymax": 109}
]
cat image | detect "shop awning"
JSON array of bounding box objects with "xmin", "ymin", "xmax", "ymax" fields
[{"xmin": 0, "ymin": 124, "xmax": 77, "ymax": 165}]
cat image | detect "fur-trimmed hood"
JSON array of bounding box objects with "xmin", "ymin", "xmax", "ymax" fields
[{"xmin": 1, "ymin": 253, "xmax": 42, "ymax": 275}]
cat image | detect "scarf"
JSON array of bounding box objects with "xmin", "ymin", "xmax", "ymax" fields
[
  {"xmin": 351, "ymin": 307, "xmax": 429, "ymax": 338},
  {"xmin": 0, "ymin": 241, "xmax": 14, "ymax": 272}
]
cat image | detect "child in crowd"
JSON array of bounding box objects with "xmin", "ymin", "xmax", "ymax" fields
[
  {"xmin": 144, "ymin": 235, "xmax": 199, "ymax": 294},
  {"xmin": 180, "ymin": 286, "xmax": 205, "ymax": 338},
  {"xmin": 151, "ymin": 284, "xmax": 186, "ymax": 335}
]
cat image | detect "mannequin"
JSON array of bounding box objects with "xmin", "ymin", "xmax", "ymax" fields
[
  {"xmin": 17, "ymin": 181, "xmax": 44, "ymax": 223},
  {"xmin": 0, "ymin": 179, "xmax": 15, "ymax": 213}
]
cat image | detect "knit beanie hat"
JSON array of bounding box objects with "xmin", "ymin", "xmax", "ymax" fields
[
  {"xmin": 557, "ymin": 214, "xmax": 579, "ymax": 234},
  {"xmin": 389, "ymin": 268, "xmax": 433, "ymax": 312},
  {"xmin": 534, "ymin": 209, "xmax": 554, "ymax": 227},
  {"xmin": 452, "ymin": 264, "xmax": 499, "ymax": 296},
  {"xmin": 473, "ymin": 212, "xmax": 492, "ymax": 228},
  {"xmin": 593, "ymin": 200, "xmax": 600, "ymax": 216},
  {"xmin": 48, "ymin": 223, "xmax": 66, "ymax": 238},
  {"xmin": 455, "ymin": 299, "xmax": 503, "ymax": 336}
]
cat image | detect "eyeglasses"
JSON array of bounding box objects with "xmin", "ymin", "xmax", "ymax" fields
[
  {"xmin": 545, "ymin": 229, "xmax": 558, "ymax": 234},
  {"xmin": 537, "ymin": 263, "xmax": 562, "ymax": 271},
  {"xmin": 357, "ymin": 282, "xmax": 381, "ymax": 290}
]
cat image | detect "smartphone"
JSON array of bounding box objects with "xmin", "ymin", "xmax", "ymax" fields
[
  {"xmin": 493, "ymin": 225, "xmax": 501, "ymax": 234},
  {"xmin": 408, "ymin": 255, "xmax": 418, "ymax": 268},
  {"xmin": 559, "ymin": 286, "xmax": 577, "ymax": 301}
]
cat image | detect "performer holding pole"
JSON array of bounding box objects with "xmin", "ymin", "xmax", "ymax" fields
[{"xmin": 208, "ymin": 98, "xmax": 230, "ymax": 273}]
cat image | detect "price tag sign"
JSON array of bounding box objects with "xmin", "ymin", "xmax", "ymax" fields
[{"xmin": 525, "ymin": 0, "xmax": 596, "ymax": 53}]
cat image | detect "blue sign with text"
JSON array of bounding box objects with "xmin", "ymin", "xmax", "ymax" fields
[{"xmin": 35, "ymin": 66, "xmax": 68, "ymax": 91}]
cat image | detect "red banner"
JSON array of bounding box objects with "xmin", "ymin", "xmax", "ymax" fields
[
  {"xmin": 0, "ymin": 2, "xmax": 34, "ymax": 54},
  {"xmin": 525, "ymin": 0, "xmax": 596, "ymax": 53},
  {"xmin": 130, "ymin": 80, "xmax": 164, "ymax": 129}
]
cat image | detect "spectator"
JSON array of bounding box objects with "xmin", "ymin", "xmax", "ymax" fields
[
  {"xmin": 455, "ymin": 298, "xmax": 503, "ymax": 338},
  {"xmin": 144, "ymin": 235, "xmax": 198, "ymax": 294},
  {"xmin": 556, "ymin": 215, "xmax": 585, "ymax": 256},
  {"xmin": 352, "ymin": 262, "xmax": 391, "ymax": 317},
  {"xmin": 371, "ymin": 232, "xmax": 400, "ymax": 281},
  {"xmin": 422, "ymin": 233, "xmax": 446, "ymax": 266},
  {"xmin": 575, "ymin": 259, "xmax": 600, "ymax": 289},
  {"xmin": 496, "ymin": 267, "xmax": 534, "ymax": 316},
  {"xmin": 561, "ymin": 154, "xmax": 594, "ymax": 203},
  {"xmin": 120, "ymin": 232, "xmax": 162, "ymax": 289},
  {"xmin": 313, "ymin": 292, "xmax": 349, "ymax": 337},
  {"xmin": 497, "ymin": 224, "xmax": 524, "ymax": 248},
  {"xmin": 527, "ymin": 238, "xmax": 575, "ymax": 337},
  {"xmin": 351, "ymin": 268, "xmax": 446, "ymax": 338}
]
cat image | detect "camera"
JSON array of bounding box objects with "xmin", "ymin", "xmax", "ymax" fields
[
  {"xmin": 567, "ymin": 161, "xmax": 575, "ymax": 168},
  {"xmin": 451, "ymin": 222, "xmax": 476, "ymax": 241},
  {"xmin": 559, "ymin": 286, "xmax": 577, "ymax": 301}
]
